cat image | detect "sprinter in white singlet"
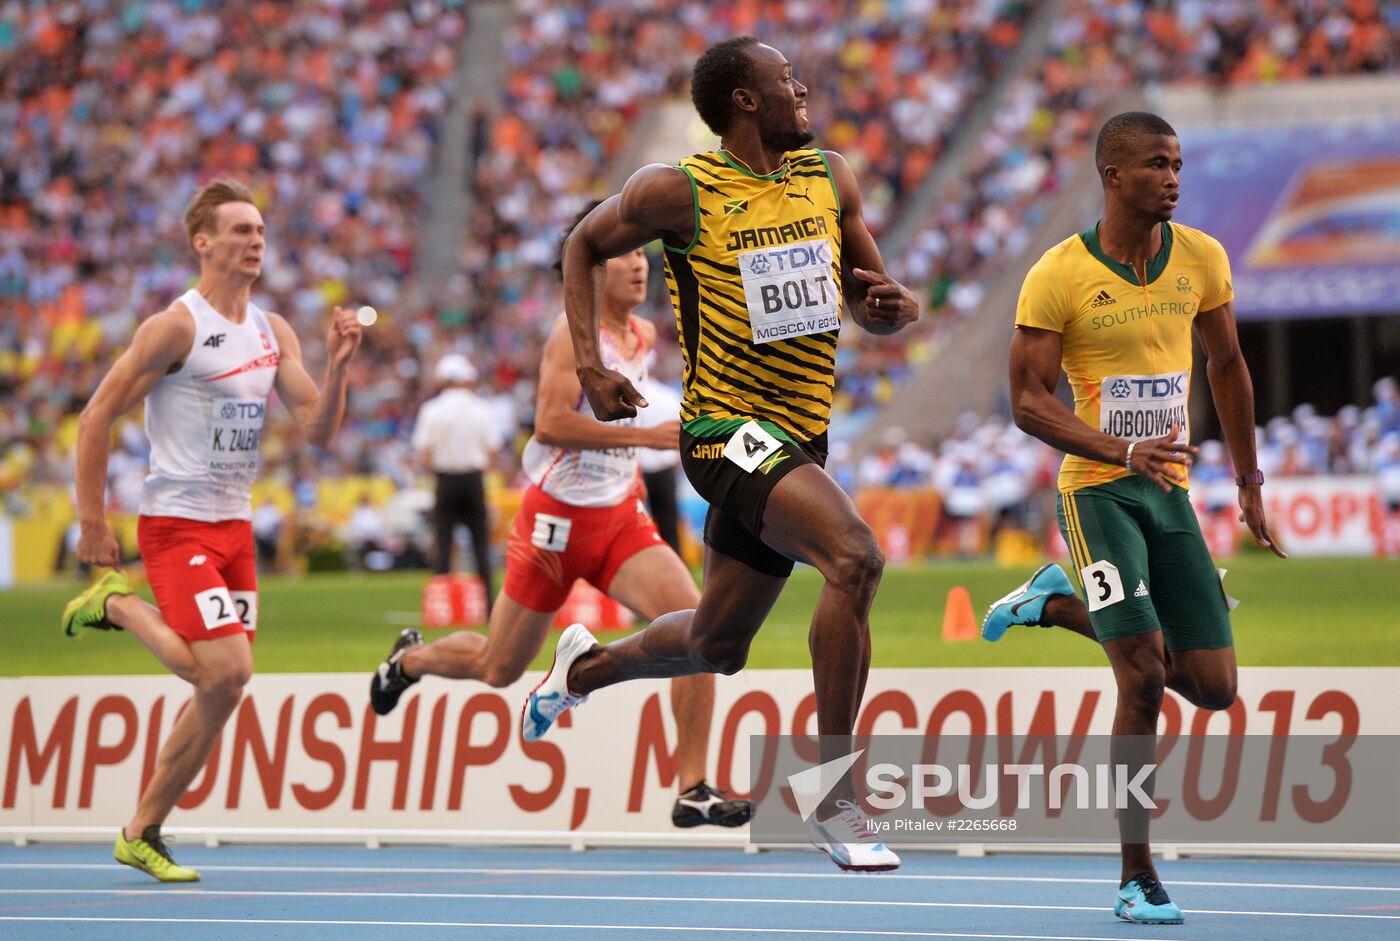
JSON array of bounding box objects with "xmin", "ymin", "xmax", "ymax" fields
[
  {"xmin": 368, "ymin": 214, "xmax": 752, "ymax": 830},
  {"xmin": 62, "ymin": 179, "xmax": 363, "ymax": 882}
]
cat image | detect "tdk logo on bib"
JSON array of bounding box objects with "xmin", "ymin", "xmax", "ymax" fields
[
  {"xmin": 1099, "ymin": 371, "xmax": 1189, "ymax": 444},
  {"xmin": 209, "ymin": 397, "xmax": 267, "ymax": 478},
  {"xmin": 220, "ymin": 401, "xmax": 265, "ymax": 421},
  {"xmin": 746, "ymin": 242, "xmax": 831, "ymax": 276},
  {"xmin": 739, "ymin": 237, "xmax": 840, "ymax": 345},
  {"xmin": 1124, "ymin": 376, "xmax": 1184, "ymax": 398}
]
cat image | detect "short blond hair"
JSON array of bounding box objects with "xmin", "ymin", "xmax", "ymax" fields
[{"xmin": 183, "ymin": 178, "xmax": 256, "ymax": 249}]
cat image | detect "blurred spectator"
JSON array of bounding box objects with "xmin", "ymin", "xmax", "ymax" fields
[
  {"xmin": 345, "ymin": 494, "xmax": 389, "ymax": 571},
  {"xmin": 636, "ymin": 373, "xmax": 684, "ymax": 554}
]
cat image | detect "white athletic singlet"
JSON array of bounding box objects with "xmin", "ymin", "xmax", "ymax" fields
[
  {"xmin": 521, "ymin": 318, "xmax": 648, "ymax": 508},
  {"xmin": 139, "ymin": 288, "xmax": 281, "ymax": 522}
]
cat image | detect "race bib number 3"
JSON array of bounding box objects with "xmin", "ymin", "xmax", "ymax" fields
[
  {"xmin": 722, "ymin": 420, "xmax": 783, "ymax": 473},
  {"xmin": 208, "ymin": 396, "xmax": 266, "ymax": 477},
  {"xmin": 738, "ymin": 237, "xmax": 840, "ymax": 344},
  {"xmin": 1080, "ymin": 560, "xmax": 1125, "ymax": 612},
  {"xmin": 1100, "ymin": 371, "xmax": 1189, "ymax": 444}
]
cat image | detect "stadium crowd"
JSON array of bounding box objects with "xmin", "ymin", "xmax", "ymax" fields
[
  {"xmin": 2, "ymin": 0, "xmax": 468, "ymax": 502},
  {"xmin": 851, "ymin": 0, "xmax": 1400, "ymax": 417},
  {"xmin": 1, "ymin": 0, "xmax": 1397, "ymax": 569}
]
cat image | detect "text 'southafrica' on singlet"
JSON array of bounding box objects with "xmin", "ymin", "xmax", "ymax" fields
[
  {"xmin": 1016, "ymin": 221, "xmax": 1234, "ymax": 494},
  {"xmin": 663, "ymin": 149, "xmax": 843, "ymax": 443}
]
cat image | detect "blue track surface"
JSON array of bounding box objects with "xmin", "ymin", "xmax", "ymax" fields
[{"xmin": 1, "ymin": 843, "xmax": 1397, "ymax": 940}]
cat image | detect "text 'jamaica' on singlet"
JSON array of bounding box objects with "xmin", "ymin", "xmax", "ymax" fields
[
  {"xmin": 663, "ymin": 148, "xmax": 842, "ymax": 443},
  {"xmin": 1015, "ymin": 221, "xmax": 1234, "ymax": 494}
]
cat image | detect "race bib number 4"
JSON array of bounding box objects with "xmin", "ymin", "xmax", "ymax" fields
[
  {"xmin": 208, "ymin": 397, "xmax": 266, "ymax": 477},
  {"xmin": 738, "ymin": 237, "xmax": 840, "ymax": 344},
  {"xmin": 1100, "ymin": 371, "xmax": 1189, "ymax": 444},
  {"xmin": 723, "ymin": 420, "xmax": 783, "ymax": 473}
]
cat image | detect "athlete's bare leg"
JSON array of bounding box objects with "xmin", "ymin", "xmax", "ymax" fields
[
  {"xmin": 1101, "ymin": 630, "xmax": 1236, "ymax": 885},
  {"xmin": 568, "ymin": 465, "xmax": 883, "ymax": 810},
  {"xmin": 605, "ymin": 545, "xmax": 711, "ymax": 792},
  {"xmin": 1041, "ymin": 595, "xmax": 1236, "ymax": 705},
  {"xmin": 400, "ymin": 596, "xmax": 554, "ymax": 689},
  {"xmin": 566, "ymin": 549, "xmax": 784, "ymax": 687},
  {"xmin": 755, "ymin": 467, "xmax": 882, "ymax": 741},
  {"xmin": 105, "ymin": 594, "xmax": 199, "ymax": 684},
  {"xmin": 124, "ymin": 633, "xmax": 252, "ymax": 838},
  {"xmin": 403, "ymin": 544, "xmax": 719, "ymax": 791},
  {"xmin": 1040, "ymin": 594, "xmax": 1097, "ymax": 641}
]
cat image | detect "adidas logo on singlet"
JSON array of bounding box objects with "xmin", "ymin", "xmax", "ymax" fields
[
  {"xmin": 1091, "ymin": 290, "xmax": 1115, "ymax": 309},
  {"xmin": 1134, "ymin": 579, "xmax": 1149, "ymax": 598}
]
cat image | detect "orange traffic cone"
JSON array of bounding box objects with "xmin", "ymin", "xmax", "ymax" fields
[{"xmin": 941, "ymin": 585, "xmax": 978, "ymax": 642}]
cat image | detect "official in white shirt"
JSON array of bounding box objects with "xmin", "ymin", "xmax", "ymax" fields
[
  {"xmin": 637, "ymin": 372, "xmax": 684, "ymax": 553},
  {"xmin": 412, "ymin": 353, "xmax": 503, "ymax": 605}
]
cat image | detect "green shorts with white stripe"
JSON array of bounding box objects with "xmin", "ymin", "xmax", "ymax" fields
[{"xmin": 1056, "ymin": 475, "xmax": 1233, "ymax": 651}]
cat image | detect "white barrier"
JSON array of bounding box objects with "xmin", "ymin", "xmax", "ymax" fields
[{"xmin": 3, "ymin": 667, "xmax": 1396, "ymax": 857}]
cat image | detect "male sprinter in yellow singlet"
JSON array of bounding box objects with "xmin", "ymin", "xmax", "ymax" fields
[
  {"xmin": 981, "ymin": 112, "xmax": 1286, "ymax": 924},
  {"xmin": 521, "ymin": 37, "xmax": 920, "ymax": 872}
]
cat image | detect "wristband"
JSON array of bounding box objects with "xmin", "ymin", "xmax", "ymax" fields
[
  {"xmin": 1235, "ymin": 469, "xmax": 1264, "ymax": 486},
  {"xmin": 1125, "ymin": 441, "xmax": 1138, "ymax": 473}
]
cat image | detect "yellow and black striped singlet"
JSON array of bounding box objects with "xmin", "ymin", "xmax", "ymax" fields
[{"xmin": 663, "ymin": 148, "xmax": 842, "ymax": 441}]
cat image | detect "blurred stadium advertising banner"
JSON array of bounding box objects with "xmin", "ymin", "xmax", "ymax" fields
[
  {"xmin": 1177, "ymin": 119, "xmax": 1400, "ymax": 320},
  {"xmin": 854, "ymin": 477, "xmax": 1398, "ymax": 561},
  {"xmin": 2, "ymin": 669, "xmax": 1396, "ymax": 840},
  {"xmin": 1193, "ymin": 475, "xmax": 1399, "ymax": 557}
]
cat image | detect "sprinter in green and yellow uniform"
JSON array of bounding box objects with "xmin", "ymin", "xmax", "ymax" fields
[
  {"xmin": 982, "ymin": 112, "xmax": 1287, "ymax": 925},
  {"xmin": 524, "ymin": 36, "xmax": 920, "ymax": 873}
]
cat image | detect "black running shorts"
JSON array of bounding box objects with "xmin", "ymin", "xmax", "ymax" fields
[{"xmin": 680, "ymin": 417, "xmax": 827, "ymax": 578}]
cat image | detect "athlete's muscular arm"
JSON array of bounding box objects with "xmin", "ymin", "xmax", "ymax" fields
[
  {"xmin": 1196, "ymin": 303, "xmax": 1287, "ymax": 557},
  {"xmin": 564, "ymin": 166, "xmax": 692, "ymax": 420},
  {"xmin": 535, "ymin": 316, "xmax": 679, "ymax": 451},
  {"xmin": 825, "ymin": 151, "xmax": 919, "ymax": 336},
  {"xmin": 1010, "ymin": 325, "xmax": 1195, "ymax": 493},
  {"xmin": 269, "ymin": 307, "xmax": 362, "ymax": 448},
  {"xmin": 75, "ymin": 307, "xmax": 195, "ymax": 566}
]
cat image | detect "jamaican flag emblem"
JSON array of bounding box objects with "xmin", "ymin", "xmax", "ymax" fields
[{"xmin": 723, "ymin": 199, "xmax": 748, "ymax": 215}]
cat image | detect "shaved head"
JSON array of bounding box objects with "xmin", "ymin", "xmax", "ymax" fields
[{"xmin": 1095, "ymin": 112, "xmax": 1178, "ymax": 183}]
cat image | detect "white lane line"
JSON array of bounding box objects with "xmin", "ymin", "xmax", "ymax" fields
[
  {"xmin": 2, "ymin": 889, "xmax": 1396, "ymax": 920},
  {"xmin": 0, "ymin": 918, "xmax": 1199, "ymax": 940},
  {"xmin": 2, "ymin": 863, "xmax": 1395, "ymax": 892}
]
